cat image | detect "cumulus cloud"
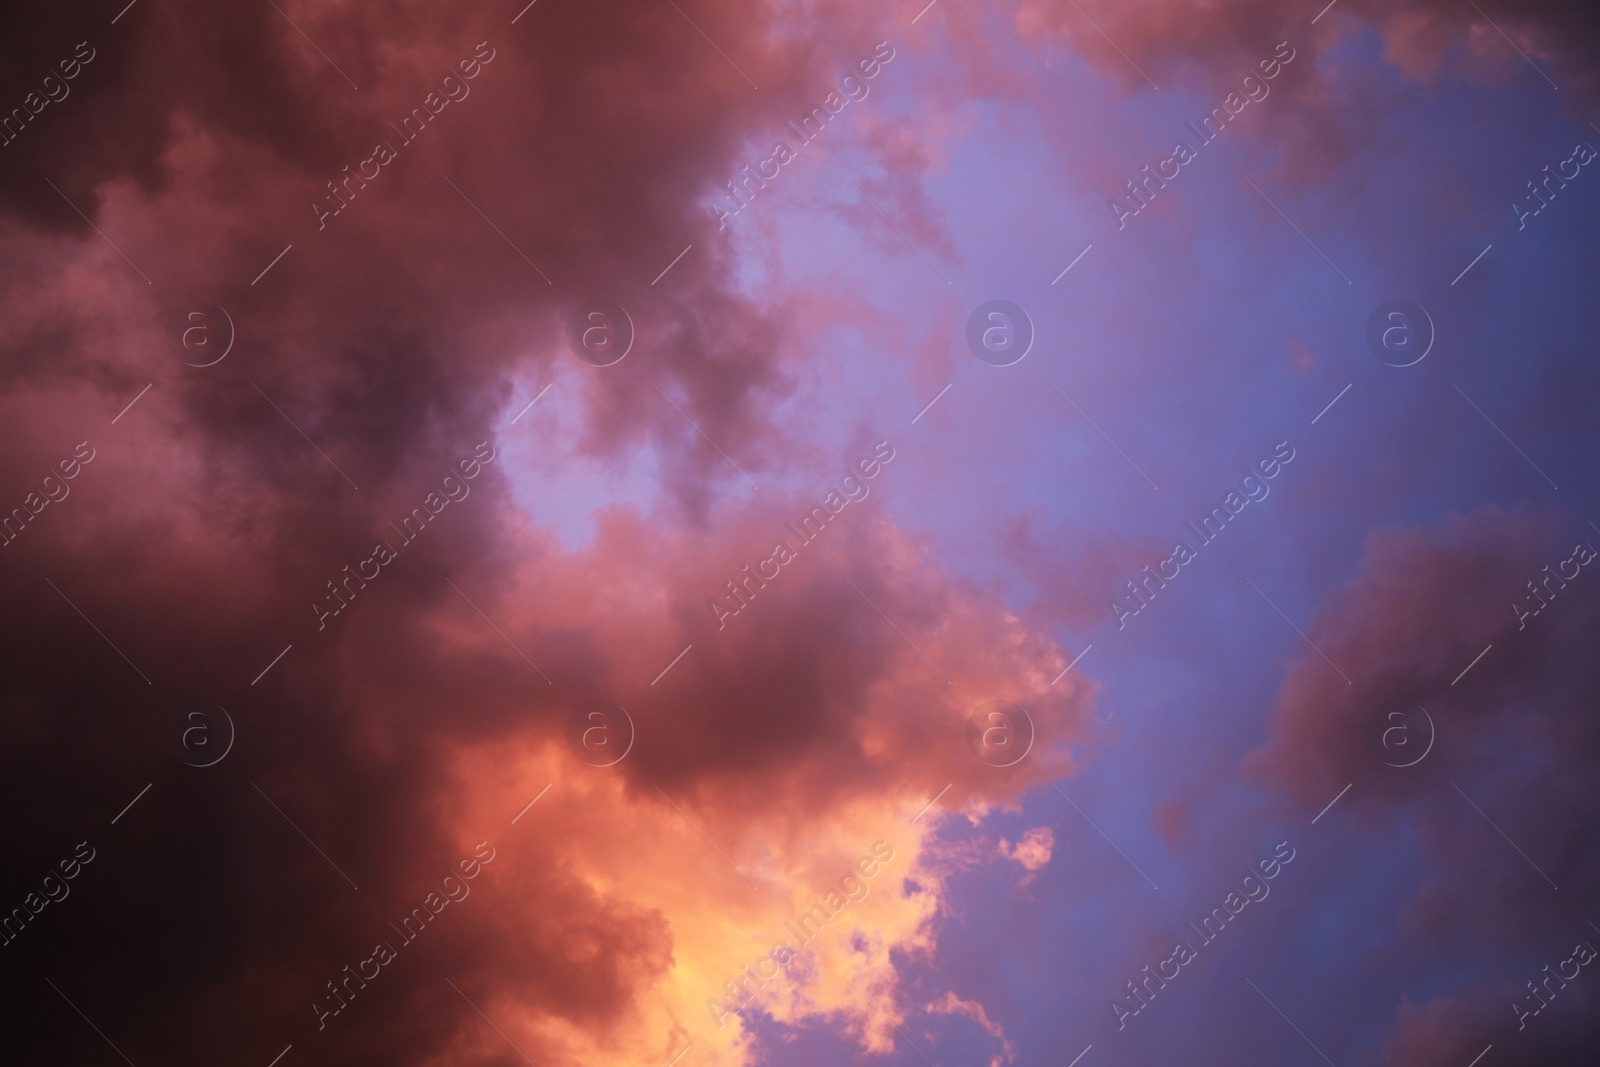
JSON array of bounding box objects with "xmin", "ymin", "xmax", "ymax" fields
[
  {"xmin": 0, "ymin": 2, "xmax": 1100, "ymax": 1065},
  {"xmin": 998, "ymin": 826, "xmax": 1055, "ymax": 871},
  {"xmin": 1242, "ymin": 505, "xmax": 1600, "ymax": 1063}
]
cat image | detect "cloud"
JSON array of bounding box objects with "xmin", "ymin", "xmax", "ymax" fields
[
  {"xmin": 925, "ymin": 989, "xmax": 1018, "ymax": 1067},
  {"xmin": 1240, "ymin": 505, "xmax": 1585, "ymax": 811},
  {"xmin": 0, "ymin": 431, "xmax": 1095, "ymax": 1067},
  {"xmin": 1012, "ymin": 0, "xmax": 1599, "ymax": 103},
  {"xmin": 406, "ymin": 501, "xmax": 1095, "ymax": 1065},
  {"xmin": 1240, "ymin": 504, "xmax": 1600, "ymax": 1063},
  {"xmin": 0, "ymin": 3, "xmax": 1101, "ymax": 1065},
  {"xmin": 999, "ymin": 826, "xmax": 1055, "ymax": 870},
  {"xmin": 1007, "ymin": 0, "xmax": 1600, "ymax": 193}
]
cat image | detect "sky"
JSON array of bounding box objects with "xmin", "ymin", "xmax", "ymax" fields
[{"xmin": 2, "ymin": 1, "xmax": 1599, "ymax": 1065}]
